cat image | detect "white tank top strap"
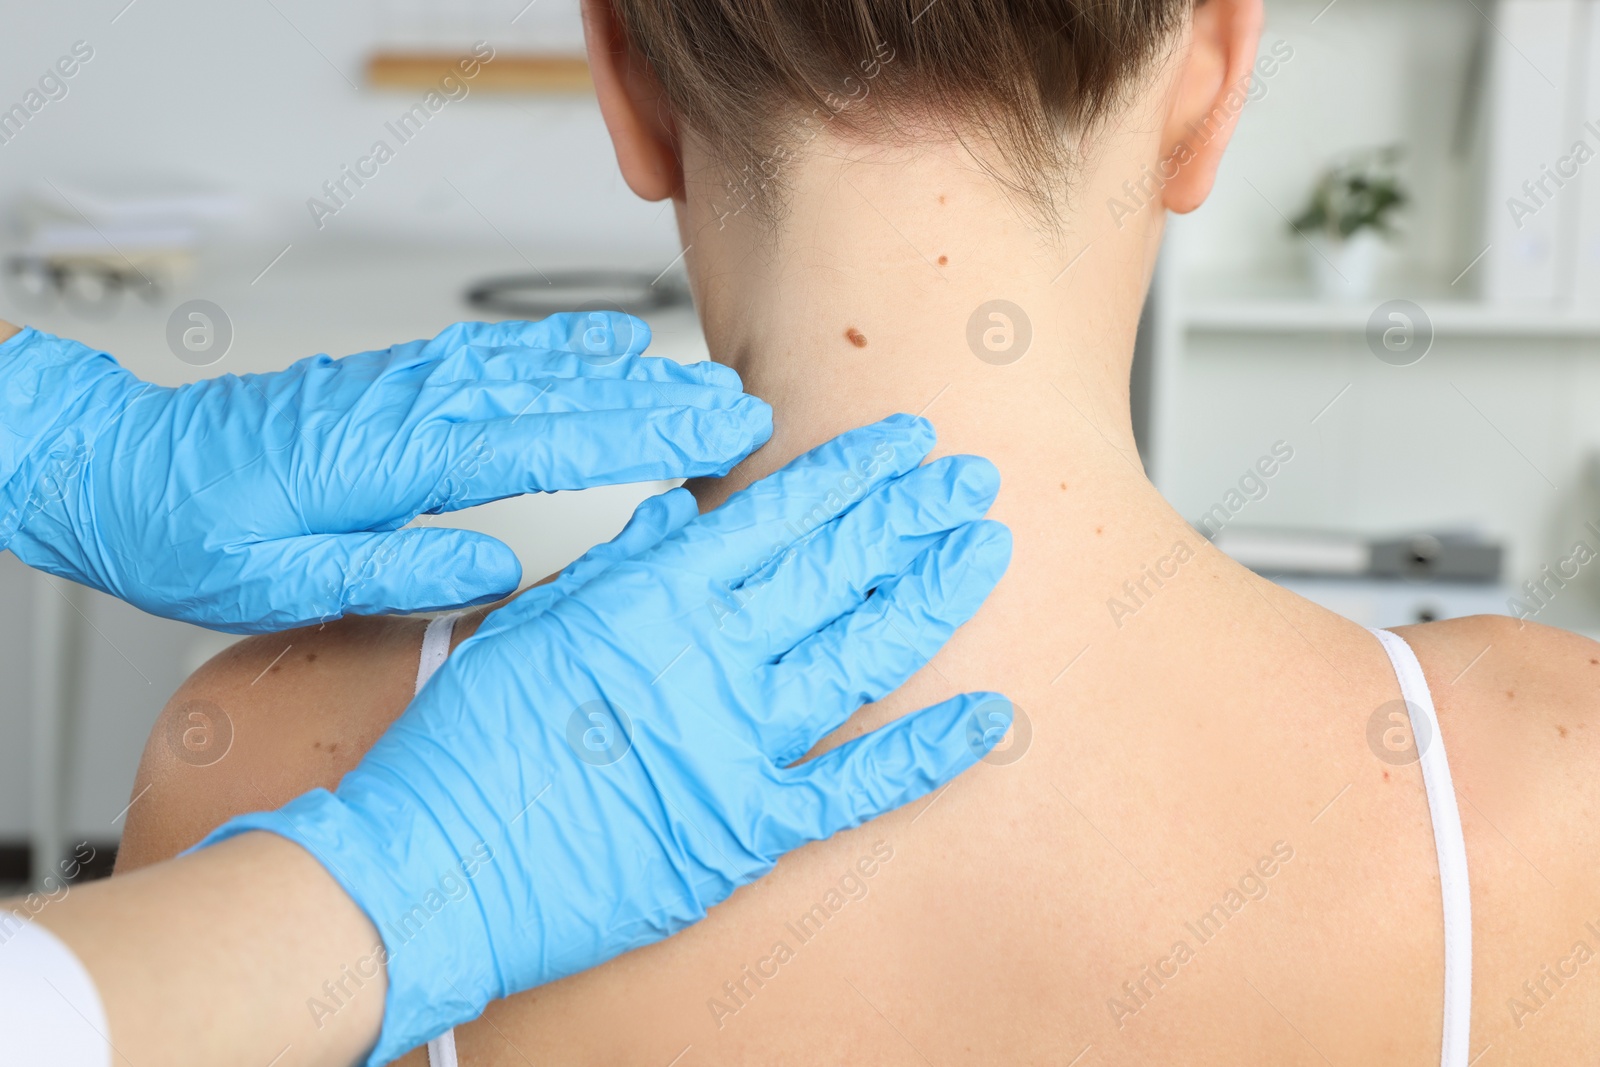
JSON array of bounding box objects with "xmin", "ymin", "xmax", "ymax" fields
[
  {"xmin": 415, "ymin": 612, "xmax": 462, "ymax": 695},
  {"xmin": 426, "ymin": 1028, "xmax": 460, "ymax": 1067},
  {"xmin": 1368, "ymin": 627, "xmax": 1472, "ymax": 1067},
  {"xmin": 417, "ymin": 613, "xmax": 464, "ymax": 1067}
]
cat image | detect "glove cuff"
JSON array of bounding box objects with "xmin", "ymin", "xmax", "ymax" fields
[
  {"xmin": 191, "ymin": 788, "xmax": 501, "ymax": 1065},
  {"xmin": 0, "ymin": 328, "xmax": 125, "ymax": 552}
]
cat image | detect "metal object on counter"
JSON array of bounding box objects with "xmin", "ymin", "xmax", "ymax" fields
[
  {"xmin": 1368, "ymin": 533, "xmax": 1503, "ymax": 583},
  {"xmin": 465, "ymin": 269, "xmax": 690, "ymax": 319},
  {"xmin": 4, "ymin": 255, "xmax": 163, "ymax": 318},
  {"xmin": 1209, "ymin": 525, "xmax": 1503, "ymax": 584},
  {"xmin": 1208, "ymin": 525, "xmax": 1508, "ymax": 626}
]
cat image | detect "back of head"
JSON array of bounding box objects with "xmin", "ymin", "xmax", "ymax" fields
[{"xmin": 610, "ymin": 0, "xmax": 1193, "ymax": 216}]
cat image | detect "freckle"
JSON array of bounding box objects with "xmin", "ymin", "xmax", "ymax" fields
[
  {"xmin": 1095, "ymin": 525, "xmax": 1104, "ymax": 535},
  {"xmin": 1558, "ymin": 725, "xmax": 1570, "ymax": 738},
  {"xmin": 1383, "ymin": 770, "xmax": 1391, "ymax": 782},
  {"xmin": 305, "ymin": 652, "xmax": 318, "ymax": 663},
  {"xmin": 328, "ymin": 742, "xmax": 339, "ymax": 754},
  {"xmin": 312, "ymin": 740, "xmax": 323, "ymax": 750},
  {"xmin": 1591, "ymin": 658, "xmax": 1597, "ymax": 665},
  {"xmin": 269, "ymin": 664, "xmax": 282, "ymax": 673},
  {"xmin": 1507, "ymin": 690, "xmax": 1515, "ymax": 699},
  {"xmin": 938, "ymin": 194, "xmax": 946, "ymax": 205},
  {"xmin": 845, "ymin": 327, "xmax": 868, "ymax": 348},
  {"xmin": 938, "ymin": 254, "xmax": 949, "ymax": 265}
]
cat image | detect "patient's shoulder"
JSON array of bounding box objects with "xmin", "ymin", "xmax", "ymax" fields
[
  {"xmin": 1392, "ymin": 615, "xmax": 1600, "ymax": 906},
  {"xmin": 1395, "ymin": 613, "xmax": 1600, "ymax": 712},
  {"xmin": 1392, "ymin": 614, "xmax": 1600, "ymax": 806},
  {"xmin": 116, "ymin": 614, "xmax": 430, "ymax": 871}
]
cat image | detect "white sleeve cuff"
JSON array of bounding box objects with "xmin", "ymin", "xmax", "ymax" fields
[{"xmin": 0, "ymin": 912, "xmax": 112, "ymax": 1067}]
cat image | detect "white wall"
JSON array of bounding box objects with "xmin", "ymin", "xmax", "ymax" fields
[{"xmin": 0, "ymin": 0, "xmax": 677, "ymax": 258}]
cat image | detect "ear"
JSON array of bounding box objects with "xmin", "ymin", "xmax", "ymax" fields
[
  {"xmin": 581, "ymin": 0, "xmax": 683, "ymax": 202},
  {"xmin": 1159, "ymin": 0, "xmax": 1265, "ymax": 214}
]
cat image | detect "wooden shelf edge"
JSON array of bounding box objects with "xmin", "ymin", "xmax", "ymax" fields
[{"xmin": 366, "ymin": 52, "xmax": 591, "ymax": 93}]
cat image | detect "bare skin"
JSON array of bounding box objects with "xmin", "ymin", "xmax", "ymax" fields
[
  {"xmin": 0, "ymin": 320, "xmax": 21, "ymax": 345},
  {"xmin": 11, "ymin": 833, "xmax": 386, "ymax": 1067},
  {"xmin": 118, "ymin": 1, "xmax": 1600, "ymax": 1064}
]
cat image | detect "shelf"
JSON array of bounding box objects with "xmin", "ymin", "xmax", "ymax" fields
[
  {"xmin": 365, "ymin": 52, "xmax": 591, "ymax": 93},
  {"xmin": 1181, "ymin": 297, "xmax": 1600, "ymax": 338}
]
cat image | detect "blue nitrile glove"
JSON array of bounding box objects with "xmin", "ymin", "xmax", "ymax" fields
[
  {"xmin": 194, "ymin": 414, "xmax": 1015, "ymax": 1065},
  {"xmin": 0, "ymin": 316, "xmax": 770, "ymax": 633}
]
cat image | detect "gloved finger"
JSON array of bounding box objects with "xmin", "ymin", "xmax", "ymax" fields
[
  {"xmin": 662, "ymin": 413, "xmax": 933, "ymax": 578},
  {"xmin": 333, "ymin": 528, "xmax": 524, "ymax": 615},
  {"xmin": 424, "ymin": 375, "xmax": 754, "ymax": 423},
  {"xmin": 483, "ymin": 488, "xmax": 699, "ymax": 631},
  {"xmin": 419, "ymin": 398, "xmax": 772, "ymax": 510},
  {"xmin": 433, "ymin": 313, "xmax": 654, "ymax": 362},
  {"xmin": 758, "ymin": 692, "xmax": 1012, "ymax": 855},
  {"xmin": 759, "ymin": 519, "xmax": 1012, "ymax": 765},
  {"xmin": 535, "ymin": 487, "xmax": 699, "ymax": 595},
  {"xmin": 723, "ymin": 457, "xmax": 1000, "ymax": 657},
  {"xmin": 304, "ymin": 315, "xmax": 655, "ymax": 387},
  {"xmin": 468, "ymin": 348, "xmax": 745, "ymax": 391},
  {"xmin": 524, "ymin": 310, "xmax": 653, "ymax": 362},
  {"xmin": 381, "ymin": 314, "xmax": 668, "ymax": 384},
  {"xmin": 207, "ymin": 528, "xmax": 523, "ymax": 633}
]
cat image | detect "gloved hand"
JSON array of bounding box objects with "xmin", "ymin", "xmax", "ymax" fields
[
  {"xmin": 0, "ymin": 315, "xmax": 771, "ymax": 633},
  {"xmin": 195, "ymin": 414, "xmax": 1014, "ymax": 1065}
]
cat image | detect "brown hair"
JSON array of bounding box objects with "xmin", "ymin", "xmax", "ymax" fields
[{"xmin": 609, "ymin": 0, "xmax": 1192, "ymax": 217}]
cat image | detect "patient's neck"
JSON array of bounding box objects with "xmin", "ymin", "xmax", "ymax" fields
[{"xmin": 680, "ymin": 135, "xmax": 1185, "ymax": 552}]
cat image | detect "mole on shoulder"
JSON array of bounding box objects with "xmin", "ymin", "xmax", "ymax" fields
[
  {"xmin": 845, "ymin": 327, "xmax": 868, "ymax": 348},
  {"xmin": 938, "ymin": 254, "xmax": 949, "ymax": 266}
]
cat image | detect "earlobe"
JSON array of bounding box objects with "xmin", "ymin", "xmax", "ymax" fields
[
  {"xmin": 1158, "ymin": 0, "xmax": 1265, "ymax": 215},
  {"xmin": 582, "ymin": 0, "xmax": 684, "ymax": 202}
]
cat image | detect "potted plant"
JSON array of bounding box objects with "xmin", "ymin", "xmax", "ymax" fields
[{"xmin": 1290, "ymin": 146, "xmax": 1408, "ymax": 301}]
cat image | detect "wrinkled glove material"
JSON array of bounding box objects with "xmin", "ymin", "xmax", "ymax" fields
[
  {"xmin": 195, "ymin": 414, "xmax": 1016, "ymax": 1065},
  {"xmin": 0, "ymin": 316, "xmax": 771, "ymax": 632}
]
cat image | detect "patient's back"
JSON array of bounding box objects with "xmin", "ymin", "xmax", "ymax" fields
[{"xmin": 119, "ymin": 556, "xmax": 1600, "ymax": 1065}]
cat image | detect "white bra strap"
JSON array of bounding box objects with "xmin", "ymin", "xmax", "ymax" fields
[
  {"xmin": 426, "ymin": 1031, "xmax": 460, "ymax": 1067},
  {"xmin": 1369, "ymin": 627, "xmax": 1472, "ymax": 1067},
  {"xmin": 415, "ymin": 613, "xmax": 463, "ymax": 696},
  {"xmin": 418, "ymin": 613, "xmax": 464, "ymax": 1067}
]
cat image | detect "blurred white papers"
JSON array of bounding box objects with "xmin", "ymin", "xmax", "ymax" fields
[{"xmin": 13, "ymin": 178, "xmax": 248, "ymax": 268}]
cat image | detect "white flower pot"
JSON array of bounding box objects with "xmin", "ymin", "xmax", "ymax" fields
[{"xmin": 1306, "ymin": 230, "xmax": 1384, "ymax": 302}]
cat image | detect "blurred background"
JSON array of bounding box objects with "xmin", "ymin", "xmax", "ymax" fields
[{"xmin": 2, "ymin": 0, "xmax": 1598, "ymax": 888}]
